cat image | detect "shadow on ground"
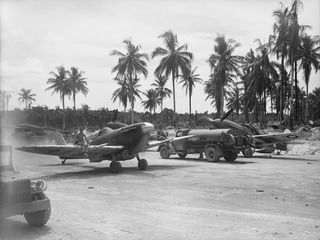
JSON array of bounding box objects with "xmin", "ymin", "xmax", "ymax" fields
[
  {"xmin": 39, "ymin": 164, "xmax": 195, "ymax": 180},
  {"xmin": 247, "ymin": 155, "xmax": 318, "ymax": 162},
  {"xmin": 0, "ymin": 218, "xmax": 50, "ymax": 240},
  {"xmin": 167, "ymin": 157, "xmax": 256, "ymax": 165}
]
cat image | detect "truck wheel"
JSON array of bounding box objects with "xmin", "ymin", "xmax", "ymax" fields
[
  {"xmin": 242, "ymin": 148, "xmax": 253, "ymax": 158},
  {"xmin": 178, "ymin": 153, "xmax": 187, "ymax": 159},
  {"xmin": 159, "ymin": 146, "xmax": 170, "ymax": 159},
  {"xmin": 24, "ymin": 193, "xmax": 51, "ymax": 227},
  {"xmin": 223, "ymin": 151, "xmax": 238, "ymax": 162},
  {"xmin": 138, "ymin": 159, "xmax": 148, "ymax": 170},
  {"xmin": 110, "ymin": 161, "xmax": 122, "ymax": 173},
  {"xmin": 205, "ymin": 147, "xmax": 220, "ymax": 162}
]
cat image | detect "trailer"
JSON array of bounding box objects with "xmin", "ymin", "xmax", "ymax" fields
[{"xmin": 158, "ymin": 128, "xmax": 248, "ymax": 162}]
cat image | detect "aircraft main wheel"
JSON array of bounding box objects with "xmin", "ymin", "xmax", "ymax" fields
[
  {"xmin": 205, "ymin": 147, "xmax": 220, "ymax": 162},
  {"xmin": 24, "ymin": 193, "xmax": 51, "ymax": 227},
  {"xmin": 223, "ymin": 151, "xmax": 238, "ymax": 162},
  {"xmin": 242, "ymin": 148, "xmax": 253, "ymax": 158},
  {"xmin": 138, "ymin": 159, "xmax": 148, "ymax": 170},
  {"xmin": 61, "ymin": 159, "xmax": 67, "ymax": 165},
  {"xmin": 110, "ymin": 161, "xmax": 122, "ymax": 173},
  {"xmin": 178, "ymin": 153, "xmax": 187, "ymax": 159},
  {"xmin": 159, "ymin": 145, "xmax": 170, "ymax": 159}
]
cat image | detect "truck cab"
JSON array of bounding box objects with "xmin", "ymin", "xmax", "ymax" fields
[{"xmin": 0, "ymin": 145, "xmax": 51, "ymax": 226}]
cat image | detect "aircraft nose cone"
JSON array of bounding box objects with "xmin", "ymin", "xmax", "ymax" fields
[{"xmin": 142, "ymin": 122, "xmax": 154, "ymax": 133}]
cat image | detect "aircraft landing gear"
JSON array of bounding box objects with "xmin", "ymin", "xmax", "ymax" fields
[
  {"xmin": 61, "ymin": 159, "xmax": 67, "ymax": 165},
  {"xmin": 110, "ymin": 161, "xmax": 122, "ymax": 173},
  {"xmin": 137, "ymin": 155, "xmax": 148, "ymax": 170}
]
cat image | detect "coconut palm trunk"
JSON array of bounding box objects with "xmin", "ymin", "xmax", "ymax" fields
[
  {"xmin": 306, "ymin": 84, "xmax": 309, "ymax": 122},
  {"xmin": 294, "ymin": 60, "xmax": 299, "ymax": 122},
  {"xmin": 73, "ymin": 90, "xmax": 76, "ymax": 110},
  {"xmin": 289, "ymin": 60, "xmax": 294, "ymax": 129},
  {"xmin": 280, "ymin": 53, "xmax": 285, "ymax": 122},
  {"xmin": 189, "ymin": 88, "xmax": 192, "ymax": 125},
  {"xmin": 172, "ymin": 70, "xmax": 176, "ymax": 125},
  {"xmin": 220, "ymin": 86, "xmax": 224, "ymax": 118}
]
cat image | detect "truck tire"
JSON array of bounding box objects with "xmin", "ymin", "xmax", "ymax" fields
[
  {"xmin": 159, "ymin": 145, "xmax": 170, "ymax": 159},
  {"xmin": 242, "ymin": 148, "xmax": 253, "ymax": 158},
  {"xmin": 205, "ymin": 146, "xmax": 220, "ymax": 162},
  {"xmin": 178, "ymin": 153, "xmax": 187, "ymax": 159},
  {"xmin": 24, "ymin": 193, "xmax": 51, "ymax": 227},
  {"xmin": 223, "ymin": 151, "xmax": 238, "ymax": 162}
]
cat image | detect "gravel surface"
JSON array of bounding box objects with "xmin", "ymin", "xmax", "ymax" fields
[{"xmin": 1, "ymin": 150, "xmax": 320, "ymax": 240}]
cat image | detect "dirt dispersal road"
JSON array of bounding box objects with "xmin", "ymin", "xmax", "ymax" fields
[{"xmin": 1, "ymin": 150, "xmax": 320, "ymax": 240}]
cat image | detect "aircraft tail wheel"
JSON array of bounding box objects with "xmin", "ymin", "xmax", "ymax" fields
[
  {"xmin": 110, "ymin": 161, "xmax": 122, "ymax": 173},
  {"xmin": 138, "ymin": 159, "xmax": 148, "ymax": 170},
  {"xmin": 205, "ymin": 146, "xmax": 220, "ymax": 162},
  {"xmin": 242, "ymin": 148, "xmax": 253, "ymax": 158},
  {"xmin": 159, "ymin": 145, "xmax": 171, "ymax": 159},
  {"xmin": 223, "ymin": 151, "xmax": 238, "ymax": 162}
]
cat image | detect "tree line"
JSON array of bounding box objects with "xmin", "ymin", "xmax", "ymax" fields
[{"xmin": 3, "ymin": 0, "xmax": 320, "ymax": 130}]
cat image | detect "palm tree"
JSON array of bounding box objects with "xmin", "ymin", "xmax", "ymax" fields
[
  {"xmin": 18, "ymin": 88, "xmax": 36, "ymax": 109},
  {"xmin": 272, "ymin": 3, "xmax": 290, "ymax": 122},
  {"xmin": 287, "ymin": 0, "xmax": 303, "ymax": 125},
  {"xmin": 298, "ymin": 34, "xmax": 320, "ymax": 122},
  {"xmin": 179, "ymin": 67, "xmax": 202, "ymax": 124},
  {"xmin": 207, "ymin": 34, "xmax": 242, "ymax": 118},
  {"xmin": 46, "ymin": 65, "xmax": 71, "ymax": 130},
  {"xmin": 204, "ymin": 74, "xmax": 233, "ymax": 114},
  {"xmin": 151, "ymin": 30, "xmax": 193, "ymax": 125},
  {"xmin": 111, "ymin": 77, "xmax": 129, "ymax": 114},
  {"xmin": 243, "ymin": 41, "xmax": 279, "ymax": 125},
  {"xmin": 46, "ymin": 65, "xmax": 71, "ymax": 110},
  {"xmin": 67, "ymin": 67, "xmax": 88, "ymax": 110},
  {"xmin": 110, "ymin": 39, "xmax": 148, "ymax": 123},
  {"xmin": 151, "ymin": 74, "xmax": 172, "ymax": 112},
  {"xmin": 128, "ymin": 77, "xmax": 143, "ymax": 116},
  {"xmin": 227, "ymin": 82, "xmax": 243, "ymax": 120},
  {"xmin": 141, "ymin": 89, "xmax": 161, "ymax": 118}
]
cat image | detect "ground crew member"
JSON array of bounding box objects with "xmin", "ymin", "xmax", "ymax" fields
[{"xmin": 75, "ymin": 127, "xmax": 88, "ymax": 155}]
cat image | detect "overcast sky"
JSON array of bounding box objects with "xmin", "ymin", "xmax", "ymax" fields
[{"xmin": 1, "ymin": 0, "xmax": 319, "ymax": 113}]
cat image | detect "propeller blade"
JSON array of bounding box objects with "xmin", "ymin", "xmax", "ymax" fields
[{"xmin": 221, "ymin": 108, "xmax": 233, "ymax": 121}]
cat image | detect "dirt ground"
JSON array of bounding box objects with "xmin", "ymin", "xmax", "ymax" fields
[{"xmin": 1, "ymin": 150, "xmax": 320, "ymax": 240}]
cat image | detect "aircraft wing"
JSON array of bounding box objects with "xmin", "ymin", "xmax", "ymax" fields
[
  {"xmin": 16, "ymin": 144, "xmax": 124, "ymax": 159},
  {"xmin": 147, "ymin": 135, "xmax": 194, "ymax": 149},
  {"xmin": 252, "ymin": 131, "xmax": 311, "ymax": 145}
]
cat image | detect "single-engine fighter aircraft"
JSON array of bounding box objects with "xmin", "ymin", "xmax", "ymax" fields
[
  {"xmin": 201, "ymin": 109, "xmax": 311, "ymax": 157},
  {"xmin": 16, "ymin": 122, "xmax": 192, "ymax": 173}
]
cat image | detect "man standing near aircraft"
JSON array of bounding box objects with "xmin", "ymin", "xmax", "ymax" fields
[{"xmin": 75, "ymin": 127, "xmax": 88, "ymax": 155}]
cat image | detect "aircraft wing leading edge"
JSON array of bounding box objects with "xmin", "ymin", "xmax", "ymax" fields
[
  {"xmin": 252, "ymin": 131, "xmax": 311, "ymax": 145},
  {"xmin": 16, "ymin": 144, "xmax": 124, "ymax": 159}
]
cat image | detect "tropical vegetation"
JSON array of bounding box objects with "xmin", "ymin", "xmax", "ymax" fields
[{"xmin": 2, "ymin": 0, "xmax": 320, "ymax": 130}]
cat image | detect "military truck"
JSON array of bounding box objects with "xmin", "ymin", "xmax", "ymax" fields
[
  {"xmin": 0, "ymin": 145, "xmax": 51, "ymax": 226},
  {"xmin": 158, "ymin": 128, "xmax": 248, "ymax": 162}
]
